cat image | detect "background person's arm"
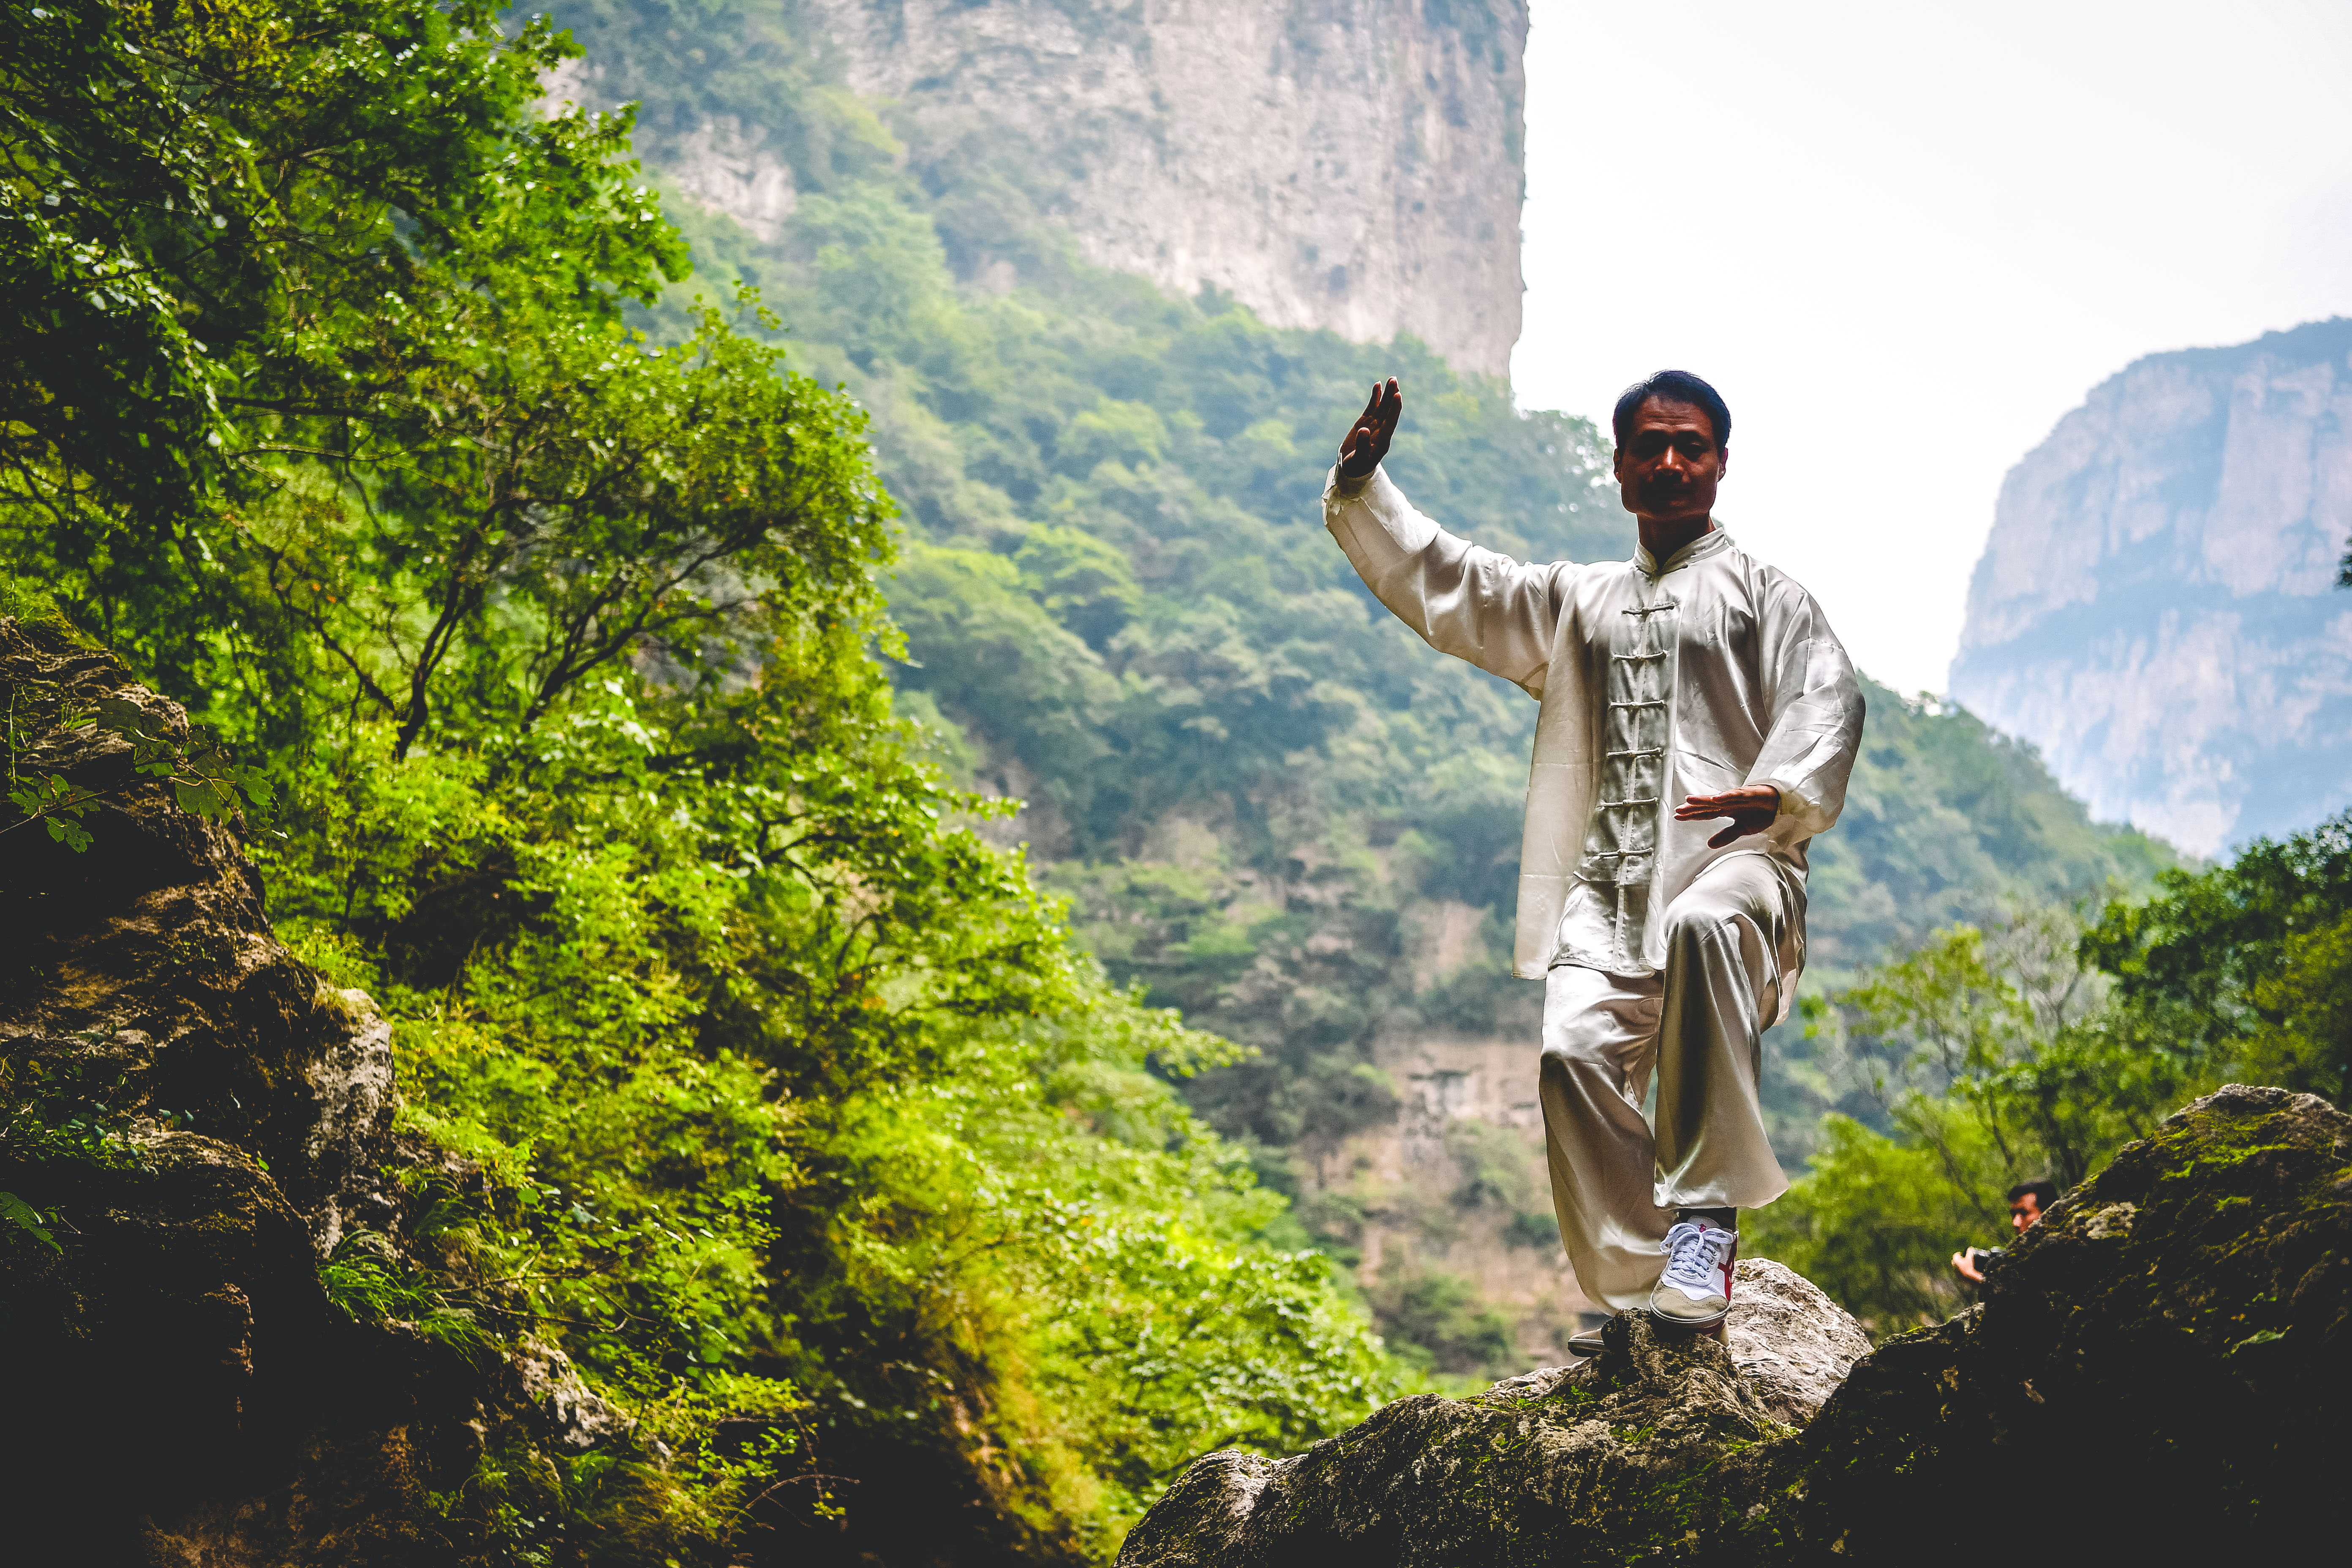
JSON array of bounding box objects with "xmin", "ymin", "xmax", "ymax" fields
[{"xmin": 1325, "ymin": 378, "xmax": 1564, "ymax": 696}]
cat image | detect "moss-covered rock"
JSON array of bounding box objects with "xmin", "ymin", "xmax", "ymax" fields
[
  {"xmin": 1764, "ymin": 1082, "xmax": 2352, "ymax": 1562},
  {"xmin": 1119, "ymin": 1085, "xmax": 2352, "ymax": 1565},
  {"xmin": 0, "ymin": 621, "xmax": 601, "ymax": 1564},
  {"xmin": 0, "ymin": 1132, "xmax": 480, "ymax": 1564},
  {"xmin": 0, "ymin": 618, "xmax": 396, "ymax": 1242}
]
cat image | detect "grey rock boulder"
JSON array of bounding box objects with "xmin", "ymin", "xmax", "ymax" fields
[
  {"xmin": 1722, "ymin": 1258, "xmax": 1870, "ymax": 1425},
  {"xmin": 1117, "ymin": 1312, "xmax": 1785, "ymax": 1568},
  {"xmin": 1472, "ymin": 1258, "xmax": 1871, "ymax": 1429}
]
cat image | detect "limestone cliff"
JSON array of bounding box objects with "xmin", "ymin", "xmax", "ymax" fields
[
  {"xmin": 1948, "ymin": 318, "xmax": 2352, "ymax": 856},
  {"xmin": 553, "ymin": 0, "xmax": 1527, "ymax": 376}
]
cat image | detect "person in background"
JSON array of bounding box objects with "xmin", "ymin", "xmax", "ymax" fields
[{"xmin": 1952, "ymin": 1179, "xmax": 2061, "ymax": 1285}]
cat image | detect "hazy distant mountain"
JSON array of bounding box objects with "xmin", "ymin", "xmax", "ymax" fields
[{"xmin": 1949, "ymin": 318, "xmax": 2352, "ymax": 858}]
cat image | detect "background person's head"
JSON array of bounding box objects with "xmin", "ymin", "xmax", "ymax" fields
[
  {"xmin": 2008, "ymin": 1180, "xmax": 2059, "ymax": 1233},
  {"xmin": 1610, "ymin": 370, "xmax": 1731, "ymax": 532}
]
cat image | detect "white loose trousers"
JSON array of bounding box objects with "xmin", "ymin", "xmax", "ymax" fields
[{"xmin": 1541, "ymin": 852, "xmax": 1798, "ymax": 1311}]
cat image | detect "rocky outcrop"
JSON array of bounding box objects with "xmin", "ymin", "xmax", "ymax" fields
[
  {"xmin": 1120, "ymin": 1083, "xmax": 2352, "ymax": 1564},
  {"xmin": 1949, "ymin": 317, "xmax": 2352, "ymax": 855},
  {"xmin": 0, "ymin": 618, "xmax": 610, "ymax": 1565},
  {"xmin": 0, "ymin": 621, "xmax": 397, "ymax": 1246}
]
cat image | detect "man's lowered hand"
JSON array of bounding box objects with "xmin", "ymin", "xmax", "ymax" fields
[
  {"xmin": 1338, "ymin": 377, "xmax": 1402, "ymax": 479},
  {"xmin": 1674, "ymin": 784, "xmax": 1780, "ymax": 848}
]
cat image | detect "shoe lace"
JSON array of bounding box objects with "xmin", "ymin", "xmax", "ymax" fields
[{"xmin": 1659, "ymin": 1221, "xmax": 1733, "ymax": 1290}]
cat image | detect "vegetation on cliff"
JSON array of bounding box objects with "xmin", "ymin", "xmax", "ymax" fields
[
  {"xmin": 3, "ymin": 3, "xmax": 1392, "ymax": 1560},
  {"xmin": 1757, "ymin": 809, "xmax": 2352, "ymax": 1330}
]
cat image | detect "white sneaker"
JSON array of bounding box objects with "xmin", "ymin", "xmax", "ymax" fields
[{"xmin": 1648, "ymin": 1218, "xmax": 1737, "ymax": 1331}]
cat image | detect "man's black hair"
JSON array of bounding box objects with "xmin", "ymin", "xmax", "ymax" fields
[
  {"xmin": 1612, "ymin": 370, "xmax": 1731, "ymax": 452},
  {"xmin": 2008, "ymin": 1179, "xmax": 2060, "ymax": 1210}
]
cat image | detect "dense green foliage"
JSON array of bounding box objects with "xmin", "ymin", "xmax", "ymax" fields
[
  {"xmin": 2088, "ymin": 811, "xmax": 2352, "ymax": 1105},
  {"xmin": 2, "ymin": 3, "xmax": 1397, "ymax": 1561}
]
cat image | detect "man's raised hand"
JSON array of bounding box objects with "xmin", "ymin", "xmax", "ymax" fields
[
  {"xmin": 1338, "ymin": 376, "xmax": 1402, "ymax": 479},
  {"xmin": 1673, "ymin": 784, "xmax": 1781, "ymax": 849}
]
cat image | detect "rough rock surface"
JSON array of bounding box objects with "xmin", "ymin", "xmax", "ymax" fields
[
  {"xmin": 1949, "ymin": 316, "xmax": 2352, "ymax": 854},
  {"xmin": 0, "ymin": 619, "xmax": 596, "ymax": 1565},
  {"xmin": 1720, "ymin": 1258, "xmax": 1870, "ymax": 1426},
  {"xmin": 1119, "ymin": 1084, "xmax": 2352, "ymax": 1565},
  {"xmin": 1484, "ymin": 1261, "xmax": 1869, "ymax": 1431},
  {"xmin": 0, "ymin": 622, "xmax": 399, "ymax": 1241},
  {"xmin": 555, "ymin": 0, "xmax": 1527, "ymax": 376}
]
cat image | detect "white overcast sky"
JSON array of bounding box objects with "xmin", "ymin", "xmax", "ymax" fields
[{"xmin": 1512, "ymin": 0, "xmax": 2352, "ymax": 696}]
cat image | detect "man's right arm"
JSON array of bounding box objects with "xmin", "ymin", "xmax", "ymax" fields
[{"xmin": 1325, "ymin": 380, "xmax": 1564, "ymax": 696}]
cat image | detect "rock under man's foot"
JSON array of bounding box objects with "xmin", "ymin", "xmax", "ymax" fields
[{"xmin": 1649, "ymin": 1216, "xmax": 1737, "ymax": 1331}]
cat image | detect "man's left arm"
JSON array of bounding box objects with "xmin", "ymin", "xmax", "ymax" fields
[{"xmin": 1745, "ymin": 582, "xmax": 1866, "ymax": 837}]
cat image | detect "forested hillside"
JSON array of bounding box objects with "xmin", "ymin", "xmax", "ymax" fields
[
  {"xmin": 0, "ymin": 4, "xmax": 1394, "ymax": 1561},
  {"xmin": 542, "ymin": 0, "xmax": 2174, "ymax": 1222}
]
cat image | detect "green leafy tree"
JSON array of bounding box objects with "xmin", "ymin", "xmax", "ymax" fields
[
  {"xmin": 1763, "ymin": 818, "xmax": 2352, "ymax": 1333},
  {"xmin": 3, "ymin": 0, "xmax": 692, "ymax": 708},
  {"xmin": 2240, "ymin": 913, "xmax": 2352, "ymax": 1102},
  {"xmin": 5, "ymin": 3, "xmax": 1410, "ymax": 1560},
  {"xmin": 2087, "ymin": 810, "xmax": 2352, "ymax": 1103}
]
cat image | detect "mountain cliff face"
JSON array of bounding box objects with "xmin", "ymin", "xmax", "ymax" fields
[
  {"xmin": 561, "ymin": 0, "xmax": 1527, "ymax": 376},
  {"xmin": 807, "ymin": 0, "xmax": 1525, "ymax": 376},
  {"xmin": 1949, "ymin": 318, "xmax": 2352, "ymax": 857}
]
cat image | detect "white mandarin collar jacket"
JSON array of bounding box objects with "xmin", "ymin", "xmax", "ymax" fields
[{"xmin": 1323, "ymin": 464, "xmax": 1865, "ymax": 988}]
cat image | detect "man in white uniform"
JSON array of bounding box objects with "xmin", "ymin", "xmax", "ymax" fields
[{"xmin": 1325, "ymin": 371, "xmax": 1863, "ymax": 1333}]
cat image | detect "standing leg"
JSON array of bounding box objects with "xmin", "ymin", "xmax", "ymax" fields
[
  {"xmin": 1538, "ymin": 964, "xmax": 1672, "ymax": 1314},
  {"xmin": 1651, "ymin": 852, "xmax": 1797, "ymax": 1215}
]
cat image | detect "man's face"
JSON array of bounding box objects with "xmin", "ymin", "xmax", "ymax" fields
[
  {"xmin": 2010, "ymin": 1194, "xmax": 2044, "ymax": 1234},
  {"xmin": 1613, "ymin": 397, "xmax": 1725, "ymax": 529}
]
